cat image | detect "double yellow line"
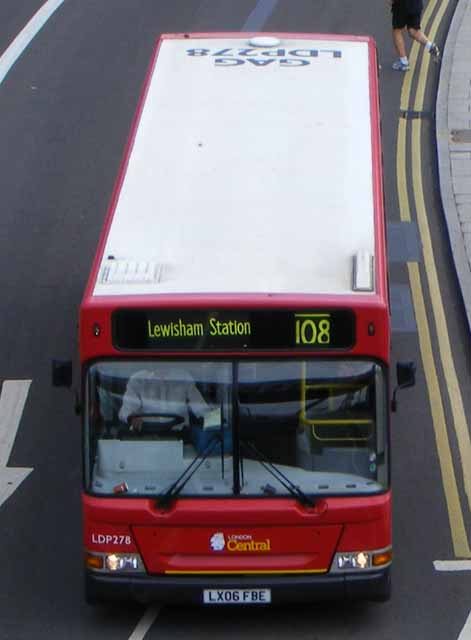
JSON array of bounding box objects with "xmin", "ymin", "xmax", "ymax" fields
[{"xmin": 396, "ymin": 0, "xmax": 471, "ymax": 557}]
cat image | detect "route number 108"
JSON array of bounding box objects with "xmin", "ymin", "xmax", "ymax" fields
[{"xmin": 295, "ymin": 314, "xmax": 331, "ymax": 345}]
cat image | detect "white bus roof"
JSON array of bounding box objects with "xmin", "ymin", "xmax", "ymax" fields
[{"xmin": 93, "ymin": 34, "xmax": 380, "ymax": 298}]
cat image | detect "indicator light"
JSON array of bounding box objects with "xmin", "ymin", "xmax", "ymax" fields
[
  {"xmin": 373, "ymin": 549, "xmax": 393, "ymax": 567},
  {"xmin": 85, "ymin": 553, "xmax": 104, "ymax": 570},
  {"xmin": 93, "ymin": 323, "xmax": 101, "ymax": 337}
]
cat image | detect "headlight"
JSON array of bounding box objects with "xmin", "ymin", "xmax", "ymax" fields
[
  {"xmin": 330, "ymin": 547, "xmax": 392, "ymax": 573},
  {"xmin": 86, "ymin": 551, "xmax": 145, "ymax": 573},
  {"xmin": 105, "ymin": 554, "xmax": 140, "ymax": 571}
]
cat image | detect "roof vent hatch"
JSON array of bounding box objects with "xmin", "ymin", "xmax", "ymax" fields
[
  {"xmin": 99, "ymin": 259, "xmax": 162, "ymax": 285},
  {"xmin": 352, "ymin": 250, "xmax": 374, "ymax": 292}
]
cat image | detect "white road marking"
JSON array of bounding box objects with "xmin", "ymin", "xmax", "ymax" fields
[
  {"xmin": 0, "ymin": 380, "xmax": 33, "ymax": 508},
  {"xmin": 436, "ymin": 562, "xmax": 471, "ymax": 638},
  {"xmin": 458, "ymin": 612, "xmax": 471, "ymax": 639},
  {"xmin": 0, "ymin": 380, "xmax": 31, "ymax": 465},
  {"xmin": 434, "ymin": 560, "xmax": 471, "ymax": 571},
  {"xmin": 0, "ymin": 0, "xmax": 65, "ymax": 84},
  {"xmin": 128, "ymin": 605, "xmax": 161, "ymax": 640}
]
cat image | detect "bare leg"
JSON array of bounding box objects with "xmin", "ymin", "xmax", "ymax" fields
[
  {"xmin": 392, "ymin": 28, "xmax": 408, "ymax": 58},
  {"xmin": 408, "ymin": 26, "xmax": 440, "ymax": 62},
  {"xmin": 407, "ymin": 27, "xmax": 429, "ymax": 46}
]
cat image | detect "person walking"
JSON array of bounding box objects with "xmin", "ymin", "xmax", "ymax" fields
[{"xmin": 391, "ymin": 0, "xmax": 440, "ymax": 71}]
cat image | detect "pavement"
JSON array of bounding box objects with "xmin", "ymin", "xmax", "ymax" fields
[{"xmin": 436, "ymin": 0, "xmax": 471, "ymax": 333}]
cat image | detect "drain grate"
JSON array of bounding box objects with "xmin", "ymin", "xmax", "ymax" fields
[
  {"xmin": 400, "ymin": 110, "xmax": 434, "ymax": 120},
  {"xmin": 451, "ymin": 129, "xmax": 471, "ymax": 143}
]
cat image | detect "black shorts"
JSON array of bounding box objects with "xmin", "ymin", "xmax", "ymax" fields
[{"xmin": 392, "ymin": 6, "xmax": 421, "ymax": 30}]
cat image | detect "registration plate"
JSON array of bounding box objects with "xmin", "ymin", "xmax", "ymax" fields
[{"xmin": 203, "ymin": 589, "xmax": 271, "ymax": 604}]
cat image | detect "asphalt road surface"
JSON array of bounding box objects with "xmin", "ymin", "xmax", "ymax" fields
[{"xmin": 1, "ymin": 1, "xmax": 470, "ymax": 638}]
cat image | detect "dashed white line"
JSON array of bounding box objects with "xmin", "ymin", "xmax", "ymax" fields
[
  {"xmin": 0, "ymin": 0, "xmax": 65, "ymax": 84},
  {"xmin": 128, "ymin": 605, "xmax": 161, "ymax": 640},
  {"xmin": 434, "ymin": 560, "xmax": 471, "ymax": 571}
]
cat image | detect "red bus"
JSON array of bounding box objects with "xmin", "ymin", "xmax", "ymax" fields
[{"xmin": 54, "ymin": 32, "xmax": 414, "ymax": 605}]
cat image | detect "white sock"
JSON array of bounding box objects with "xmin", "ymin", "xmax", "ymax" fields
[
  {"xmin": 400, "ymin": 56, "xmax": 408, "ymax": 64},
  {"xmin": 425, "ymin": 41, "xmax": 432, "ymax": 50}
]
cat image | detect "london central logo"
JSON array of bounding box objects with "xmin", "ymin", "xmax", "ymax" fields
[
  {"xmin": 209, "ymin": 532, "xmax": 272, "ymax": 553},
  {"xmin": 210, "ymin": 532, "xmax": 226, "ymax": 551}
]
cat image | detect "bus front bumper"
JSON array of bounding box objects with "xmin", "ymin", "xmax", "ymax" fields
[{"xmin": 85, "ymin": 568, "xmax": 391, "ymax": 605}]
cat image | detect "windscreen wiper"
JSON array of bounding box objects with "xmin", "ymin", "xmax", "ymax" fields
[
  {"xmin": 240, "ymin": 439, "xmax": 316, "ymax": 508},
  {"xmin": 156, "ymin": 435, "xmax": 221, "ymax": 510}
]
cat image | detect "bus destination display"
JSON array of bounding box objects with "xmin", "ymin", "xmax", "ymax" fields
[{"xmin": 113, "ymin": 309, "xmax": 355, "ymax": 351}]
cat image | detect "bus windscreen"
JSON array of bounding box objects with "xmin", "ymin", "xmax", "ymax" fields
[{"xmin": 84, "ymin": 359, "xmax": 387, "ymax": 499}]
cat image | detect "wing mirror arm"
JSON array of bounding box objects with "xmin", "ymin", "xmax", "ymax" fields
[
  {"xmin": 51, "ymin": 359, "xmax": 82, "ymax": 415},
  {"xmin": 391, "ymin": 361, "xmax": 416, "ymax": 412}
]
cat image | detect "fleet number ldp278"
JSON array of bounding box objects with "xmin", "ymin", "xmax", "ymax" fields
[{"xmin": 91, "ymin": 533, "xmax": 132, "ymax": 546}]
